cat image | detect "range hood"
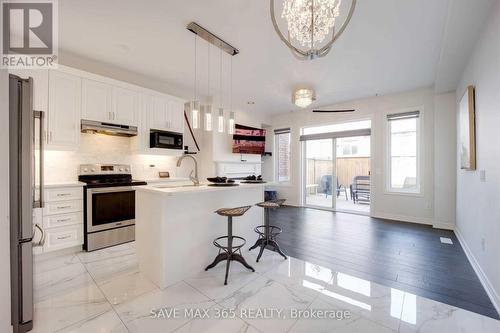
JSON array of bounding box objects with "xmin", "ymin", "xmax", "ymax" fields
[{"xmin": 81, "ymin": 119, "xmax": 138, "ymax": 137}]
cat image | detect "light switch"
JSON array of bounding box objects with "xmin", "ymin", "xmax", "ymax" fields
[{"xmin": 480, "ymin": 170, "xmax": 486, "ymax": 182}]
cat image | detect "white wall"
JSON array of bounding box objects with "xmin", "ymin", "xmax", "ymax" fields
[
  {"xmin": 0, "ymin": 70, "xmax": 13, "ymax": 333},
  {"xmin": 269, "ymin": 88, "xmax": 452, "ymax": 226},
  {"xmin": 455, "ymin": 1, "xmax": 500, "ymax": 311},
  {"xmin": 433, "ymin": 92, "xmax": 457, "ymax": 229}
]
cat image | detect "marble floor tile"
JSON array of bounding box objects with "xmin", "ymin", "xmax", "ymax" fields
[
  {"xmin": 115, "ymin": 281, "xmax": 215, "ymax": 333},
  {"xmin": 34, "ymin": 252, "xmax": 82, "ymax": 275},
  {"xmin": 77, "ymin": 243, "xmax": 135, "ymax": 264},
  {"xmin": 31, "ymin": 245, "xmax": 500, "ymax": 333},
  {"xmin": 173, "ymin": 306, "xmax": 261, "ymax": 333},
  {"xmin": 184, "ymin": 260, "xmax": 261, "ymax": 303},
  {"xmin": 218, "ymin": 275, "xmax": 315, "ymax": 333},
  {"xmin": 289, "ymin": 298, "xmax": 396, "ymax": 333},
  {"xmin": 32, "ymin": 277, "xmax": 111, "ymax": 333},
  {"xmin": 312, "ymin": 272, "xmax": 403, "ymax": 331},
  {"xmin": 262, "ymin": 254, "xmax": 334, "ymax": 297},
  {"xmin": 56, "ymin": 310, "xmax": 129, "ymax": 333},
  {"xmin": 398, "ymin": 293, "xmax": 500, "ymax": 333},
  {"xmin": 84, "ymin": 253, "xmax": 139, "ymax": 285},
  {"xmin": 98, "ymin": 270, "xmax": 158, "ymax": 305},
  {"xmin": 34, "ymin": 261, "xmax": 89, "ymax": 302}
]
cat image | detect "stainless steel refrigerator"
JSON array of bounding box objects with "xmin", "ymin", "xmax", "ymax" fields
[{"xmin": 9, "ymin": 74, "xmax": 44, "ymax": 333}]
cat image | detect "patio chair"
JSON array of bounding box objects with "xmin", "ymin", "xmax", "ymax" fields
[
  {"xmin": 336, "ymin": 177, "xmax": 348, "ymax": 200},
  {"xmin": 351, "ymin": 176, "xmax": 370, "ymax": 204},
  {"xmin": 320, "ymin": 175, "xmax": 332, "ymax": 197}
]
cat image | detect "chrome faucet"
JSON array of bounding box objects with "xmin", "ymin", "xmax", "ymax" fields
[{"xmin": 176, "ymin": 154, "xmax": 200, "ymax": 186}]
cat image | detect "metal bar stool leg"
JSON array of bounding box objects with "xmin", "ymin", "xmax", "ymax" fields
[{"xmin": 205, "ymin": 205, "xmax": 254, "ymax": 285}]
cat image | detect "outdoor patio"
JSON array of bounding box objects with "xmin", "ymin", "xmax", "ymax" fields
[{"xmin": 306, "ymin": 189, "xmax": 370, "ymax": 214}]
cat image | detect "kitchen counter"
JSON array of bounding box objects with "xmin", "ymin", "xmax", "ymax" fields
[
  {"xmin": 135, "ymin": 182, "xmax": 268, "ymax": 196},
  {"xmin": 143, "ymin": 177, "xmax": 190, "ymax": 184},
  {"xmin": 135, "ymin": 182, "xmax": 265, "ymax": 289},
  {"xmin": 43, "ymin": 181, "xmax": 86, "ymax": 188}
]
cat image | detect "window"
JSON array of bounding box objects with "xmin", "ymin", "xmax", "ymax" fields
[
  {"xmin": 387, "ymin": 111, "xmax": 420, "ymax": 193},
  {"xmin": 275, "ymin": 128, "xmax": 291, "ymax": 182}
]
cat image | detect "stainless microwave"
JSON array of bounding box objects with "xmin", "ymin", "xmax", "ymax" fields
[{"xmin": 150, "ymin": 130, "xmax": 183, "ymax": 150}]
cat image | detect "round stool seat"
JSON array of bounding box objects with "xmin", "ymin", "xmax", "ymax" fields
[
  {"xmin": 254, "ymin": 225, "xmax": 282, "ymax": 238},
  {"xmin": 255, "ymin": 199, "xmax": 286, "ymax": 209},
  {"xmin": 214, "ymin": 236, "xmax": 246, "ymax": 251},
  {"xmin": 215, "ymin": 205, "xmax": 252, "ymax": 217}
]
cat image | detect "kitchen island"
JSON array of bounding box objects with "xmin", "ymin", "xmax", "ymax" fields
[{"xmin": 134, "ymin": 183, "xmax": 265, "ymax": 289}]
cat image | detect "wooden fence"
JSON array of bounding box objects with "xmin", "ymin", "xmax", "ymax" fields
[{"xmin": 306, "ymin": 157, "xmax": 370, "ymax": 193}]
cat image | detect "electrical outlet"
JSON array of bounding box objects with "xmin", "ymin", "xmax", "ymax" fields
[{"xmin": 481, "ymin": 238, "xmax": 486, "ymax": 252}]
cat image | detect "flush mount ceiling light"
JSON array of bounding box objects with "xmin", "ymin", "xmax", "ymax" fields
[
  {"xmin": 271, "ymin": 0, "xmax": 356, "ymax": 60},
  {"xmin": 293, "ymin": 88, "xmax": 316, "ymax": 108}
]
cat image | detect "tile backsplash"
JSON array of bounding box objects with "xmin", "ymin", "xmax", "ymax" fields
[{"xmin": 44, "ymin": 133, "xmax": 191, "ymax": 182}]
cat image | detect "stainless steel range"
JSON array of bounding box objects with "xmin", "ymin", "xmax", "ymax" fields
[{"xmin": 78, "ymin": 164, "xmax": 147, "ymax": 251}]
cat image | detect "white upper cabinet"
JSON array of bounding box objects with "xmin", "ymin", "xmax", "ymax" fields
[
  {"xmin": 113, "ymin": 87, "xmax": 138, "ymax": 125},
  {"xmin": 81, "ymin": 79, "xmax": 113, "ymax": 122},
  {"xmin": 168, "ymin": 99, "xmax": 185, "ymax": 134},
  {"xmin": 82, "ymin": 78, "xmax": 138, "ymax": 126},
  {"xmin": 148, "ymin": 95, "xmax": 184, "ymax": 134},
  {"xmin": 48, "ymin": 71, "xmax": 81, "ymax": 149},
  {"xmin": 150, "ymin": 95, "xmax": 169, "ymax": 131}
]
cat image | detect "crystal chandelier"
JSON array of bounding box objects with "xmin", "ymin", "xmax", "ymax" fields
[{"xmin": 271, "ymin": 0, "xmax": 356, "ymax": 60}]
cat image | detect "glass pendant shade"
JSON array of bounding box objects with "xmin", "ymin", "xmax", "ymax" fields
[
  {"xmin": 228, "ymin": 111, "xmax": 235, "ymax": 135},
  {"xmin": 191, "ymin": 100, "xmax": 200, "ymax": 129},
  {"xmin": 204, "ymin": 104, "xmax": 213, "ymax": 131},
  {"xmin": 218, "ymin": 108, "xmax": 225, "ymax": 133}
]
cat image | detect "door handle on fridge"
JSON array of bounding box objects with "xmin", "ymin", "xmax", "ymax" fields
[
  {"xmin": 33, "ymin": 223, "xmax": 45, "ymax": 247},
  {"xmin": 34, "ymin": 110, "xmax": 44, "ymax": 208}
]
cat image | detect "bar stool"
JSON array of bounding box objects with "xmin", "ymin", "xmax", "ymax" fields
[
  {"xmin": 205, "ymin": 206, "xmax": 255, "ymax": 285},
  {"xmin": 249, "ymin": 199, "xmax": 288, "ymax": 262}
]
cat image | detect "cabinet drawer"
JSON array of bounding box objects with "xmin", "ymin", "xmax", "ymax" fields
[
  {"xmin": 44, "ymin": 200, "xmax": 83, "ymax": 215},
  {"xmin": 45, "ymin": 187, "xmax": 83, "ymax": 202},
  {"xmin": 43, "ymin": 225, "xmax": 83, "ymax": 253},
  {"xmin": 43, "ymin": 212, "xmax": 82, "ymax": 228}
]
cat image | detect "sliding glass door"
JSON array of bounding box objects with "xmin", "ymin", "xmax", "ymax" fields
[
  {"xmin": 302, "ymin": 120, "xmax": 371, "ymax": 214},
  {"xmin": 304, "ymin": 139, "xmax": 335, "ymax": 209}
]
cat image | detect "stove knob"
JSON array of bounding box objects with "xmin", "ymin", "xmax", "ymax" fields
[
  {"xmin": 119, "ymin": 168, "xmax": 124, "ymax": 172},
  {"xmin": 125, "ymin": 168, "xmax": 130, "ymax": 172},
  {"xmin": 91, "ymin": 168, "xmax": 96, "ymax": 172},
  {"xmin": 83, "ymin": 168, "xmax": 88, "ymax": 173}
]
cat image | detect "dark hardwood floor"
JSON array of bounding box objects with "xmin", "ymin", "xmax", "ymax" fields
[{"xmin": 269, "ymin": 206, "xmax": 499, "ymax": 319}]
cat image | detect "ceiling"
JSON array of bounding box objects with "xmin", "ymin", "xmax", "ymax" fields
[{"xmin": 58, "ymin": 0, "xmax": 492, "ymax": 115}]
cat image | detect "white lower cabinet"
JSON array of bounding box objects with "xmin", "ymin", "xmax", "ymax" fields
[
  {"xmin": 43, "ymin": 225, "xmax": 83, "ymax": 253},
  {"xmin": 34, "ymin": 186, "xmax": 84, "ymax": 255}
]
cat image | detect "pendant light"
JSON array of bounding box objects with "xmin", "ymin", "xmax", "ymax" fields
[
  {"xmin": 191, "ymin": 35, "xmax": 200, "ymax": 129},
  {"xmin": 204, "ymin": 41, "xmax": 213, "ymax": 131},
  {"xmin": 217, "ymin": 47, "xmax": 225, "ymax": 133},
  {"xmin": 228, "ymin": 57, "xmax": 235, "ymax": 135}
]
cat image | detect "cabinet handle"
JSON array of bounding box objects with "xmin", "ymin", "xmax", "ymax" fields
[
  {"xmin": 49, "ymin": 131, "xmax": 52, "ymax": 142},
  {"xmin": 56, "ymin": 205, "xmax": 71, "ymax": 209},
  {"xmin": 56, "ymin": 218, "xmax": 72, "ymax": 223},
  {"xmin": 113, "ymin": 112, "xmax": 116, "ymax": 120},
  {"xmin": 56, "ymin": 193, "xmax": 71, "ymax": 197},
  {"xmin": 56, "ymin": 235, "xmax": 72, "ymax": 240}
]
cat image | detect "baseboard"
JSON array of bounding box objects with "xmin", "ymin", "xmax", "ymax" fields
[
  {"xmin": 455, "ymin": 228, "xmax": 500, "ymax": 315},
  {"xmin": 371, "ymin": 211, "xmax": 434, "ymax": 226},
  {"xmin": 432, "ymin": 221, "xmax": 455, "ymax": 230}
]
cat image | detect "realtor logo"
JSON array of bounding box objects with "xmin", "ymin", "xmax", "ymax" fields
[{"xmin": 1, "ymin": 0, "xmax": 58, "ymax": 68}]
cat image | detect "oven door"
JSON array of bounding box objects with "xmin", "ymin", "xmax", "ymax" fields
[{"xmin": 86, "ymin": 186, "xmax": 136, "ymax": 233}]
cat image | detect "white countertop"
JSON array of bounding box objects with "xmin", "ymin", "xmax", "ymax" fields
[
  {"xmin": 43, "ymin": 181, "xmax": 86, "ymax": 188},
  {"xmin": 135, "ymin": 182, "xmax": 268, "ymax": 196},
  {"xmin": 143, "ymin": 177, "xmax": 190, "ymax": 184}
]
